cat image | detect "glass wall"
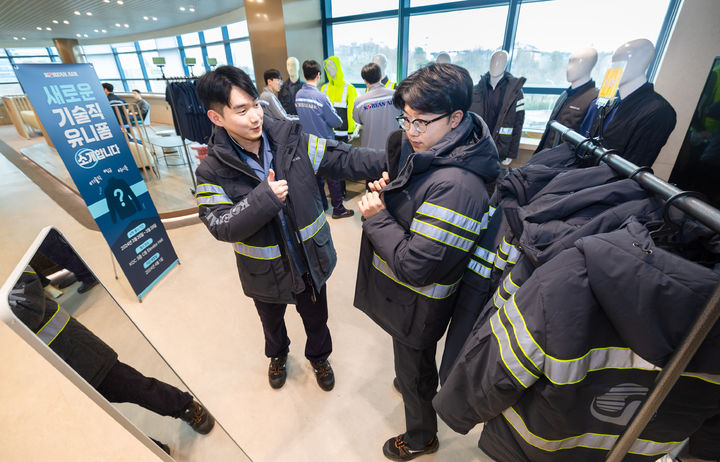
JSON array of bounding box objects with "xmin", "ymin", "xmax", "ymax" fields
[
  {"xmin": 1, "ymin": 20, "xmax": 252, "ymax": 96},
  {"xmin": 324, "ymin": 0, "xmax": 678, "ymax": 133}
]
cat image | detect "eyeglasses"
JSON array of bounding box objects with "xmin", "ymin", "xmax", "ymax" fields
[{"xmin": 396, "ymin": 113, "xmax": 450, "ymax": 134}]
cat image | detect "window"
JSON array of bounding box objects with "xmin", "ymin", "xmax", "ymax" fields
[
  {"xmin": 0, "ymin": 59, "xmax": 15, "ymax": 83},
  {"xmin": 512, "ymin": 0, "xmax": 671, "ymax": 88},
  {"xmin": 85, "ymin": 54, "xmax": 121, "ymax": 79},
  {"xmin": 332, "ymin": 18, "xmax": 399, "ymax": 84},
  {"xmin": 408, "ymin": 6, "xmax": 508, "ymax": 80},
  {"xmin": 180, "ymin": 32, "xmax": 200, "ymax": 46},
  {"xmin": 6, "ymin": 47, "xmax": 50, "ymax": 56},
  {"xmin": 410, "ymin": 0, "xmax": 466, "ymax": 6},
  {"xmin": 117, "ymin": 53, "xmax": 144, "ymax": 79},
  {"xmin": 226, "ymin": 20, "xmax": 249, "ymax": 39},
  {"xmin": 330, "ymin": 0, "xmax": 394, "ymax": 17},
  {"xmin": 203, "ymin": 27, "xmax": 224, "ymax": 43},
  {"xmin": 230, "ymin": 41, "xmax": 254, "ymax": 78},
  {"xmin": 183, "ymin": 46, "xmax": 204, "ymax": 74},
  {"xmin": 205, "ymin": 44, "xmax": 228, "ymax": 67}
]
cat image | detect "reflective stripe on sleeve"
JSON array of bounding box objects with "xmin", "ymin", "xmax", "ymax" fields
[
  {"xmin": 233, "ymin": 242, "xmax": 281, "ymax": 260},
  {"xmin": 490, "ymin": 313, "xmax": 539, "ymax": 388},
  {"xmin": 474, "ymin": 246, "xmax": 496, "ymax": 265},
  {"xmin": 411, "ymin": 219, "xmax": 474, "ymax": 252},
  {"xmin": 36, "ymin": 304, "xmax": 70, "ymax": 346},
  {"xmin": 196, "ymin": 183, "xmax": 226, "ymax": 195},
  {"xmin": 197, "ymin": 194, "xmax": 233, "ymax": 206},
  {"xmin": 299, "ymin": 211, "xmax": 328, "ymax": 242},
  {"xmin": 501, "ymin": 406, "xmax": 682, "ymax": 456},
  {"xmin": 493, "ymin": 288, "xmax": 507, "ymax": 309},
  {"xmin": 499, "ymin": 127, "xmax": 513, "ymax": 135},
  {"xmin": 372, "ymin": 253, "xmax": 460, "ymax": 300},
  {"xmin": 296, "ymin": 97, "xmax": 323, "ymax": 108},
  {"xmin": 502, "ymin": 273, "xmax": 520, "ymax": 296},
  {"xmin": 467, "ymin": 258, "xmax": 492, "ymax": 278},
  {"xmin": 416, "ymin": 202, "xmax": 482, "ymax": 235},
  {"xmin": 307, "ymin": 135, "xmax": 327, "ymax": 173}
]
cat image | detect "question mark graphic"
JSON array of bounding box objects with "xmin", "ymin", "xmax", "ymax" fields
[{"xmin": 114, "ymin": 188, "xmax": 126, "ymax": 207}]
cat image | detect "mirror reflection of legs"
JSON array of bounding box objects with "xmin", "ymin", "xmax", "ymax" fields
[{"xmin": 4, "ymin": 227, "xmax": 249, "ymax": 461}]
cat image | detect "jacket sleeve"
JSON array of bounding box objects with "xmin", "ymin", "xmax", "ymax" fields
[
  {"xmin": 195, "ymin": 167, "xmax": 284, "ymax": 243},
  {"xmin": 433, "ymin": 273, "xmax": 545, "ymax": 433},
  {"xmin": 347, "ymin": 85, "xmax": 358, "ymax": 132},
  {"xmin": 8, "ymin": 266, "xmax": 47, "ymax": 331},
  {"xmin": 307, "ymin": 133, "xmax": 387, "ymax": 181},
  {"xmin": 269, "ymin": 93, "xmax": 298, "ymax": 122},
  {"xmin": 510, "ymin": 91, "xmax": 525, "ymax": 157},
  {"xmin": 321, "ymin": 94, "xmax": 343, "ymax": 129},
  {"xmin": 352, "ymin": 101, "xmax": 364, "ymax": 125},
  {"xmin": 364, "ymin": 179, "xmax": 489, "ymax": 287}
]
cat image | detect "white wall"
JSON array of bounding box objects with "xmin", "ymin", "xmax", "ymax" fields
[{"xmin": 652, "ymin": 0, "xmax": 720, "ymax": 180}]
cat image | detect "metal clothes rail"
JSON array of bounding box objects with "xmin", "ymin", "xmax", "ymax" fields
[{"xmin": 548, "ymin": 120, "xmax": 720, "ymax": 462}]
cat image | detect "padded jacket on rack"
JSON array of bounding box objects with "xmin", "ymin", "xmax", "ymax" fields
[
  {"xmin": 470, "ymin": 72, "xmax": 526, "ymax": 160},
  {"xmin": 354, "ymin": 113, "xmax": 499, "ymax": 349},
  {"xmin": 195, "ymin": 117, "xmax": 385, "ymax": 304},
  {"xmin": 434, "ymin": 219, "xmax": 720, "ymax": 462}
]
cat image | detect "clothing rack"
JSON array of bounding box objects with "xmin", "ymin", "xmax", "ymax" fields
[
  {"xmin": 548, "ymin": 120, "xmax": 720, "ymax": 462},
  {"xmin": 157, "ymin": 76, "xmax": 199, "ymax": 190}
]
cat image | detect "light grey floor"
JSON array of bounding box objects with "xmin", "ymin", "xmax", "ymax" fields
[{"xmin": 0, "ymin": 130, "xmax": 491, "ymax": 461}]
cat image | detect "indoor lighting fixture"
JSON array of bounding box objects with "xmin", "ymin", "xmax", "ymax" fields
[
  {"xmin": 83, "ymin": 34, "xmax": 88, "ymax": 37},
  {"xmin": 74, "ymin": 10, "xmax": 81, "ymax": 15},
  {"xmin": 45, "ymin": 27, "xmax": 52, "ymax": 30},
  {"xmin": 94, "ymin": 29, "xmax": 99, "ymax": 32},
  {"xmin": 76, "ymin": 33, "xmax": 81, "ymax": 37},
  {"xmin": 143, "ymin": 16, "xmax": 149, "ymax": 20},
  {"xmin": 52, "ymin": 20, "xmax": 58, "ymax": 24},
  {"xmin": 152, "ymin": 17, "xmax": 157, "ymax": 21},
  {"xmin": 13, "ymin": 37, "xmax": 18, "ymax": 40},
  {"xmin": 117, "ymin": 0, "xmax": 124, "ymax": 4},
  {"xmin": 102, "ymin": 29, "xmax": 107, "ymax": 33},
  {"xmin": 22, "ymin": 37, "xmax": 26, "ymax": 40},
  {"xmin": 115, "ymin": 23, "xmax": 121, "ymax": 27},
  {"xmin": 189, "ymin": 7, "xmax": 195, "ymax": 12},
  {"xmin": 86, "ymin": 12, "xmax": 92, "ymax": 16},
  {"xmin": 36, "ymin": 26, "xmax": 42, "ymax": 30},
  {"xmin": 179, "ymin": 6, "xmax": 185, "ymax": 11},
  {"xmin": 103, "ymin": 0, "xmax": 110, "ymax": 2},
  {"xmin": 124, "ymin": 24, "xmax": 129, "ymax": 28},
  {"xmin": 63, "ymin": 20, "xmax": 69, "ymax": 24}
]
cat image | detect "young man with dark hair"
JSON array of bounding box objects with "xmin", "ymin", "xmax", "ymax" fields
[
  {"xmin": 102, "ymin": 82, "xmax": 128, "ymax": 125},
  {"xmin": 353, "ymin": 62, "xmax": 400, "ymax": 150},
  {"xmin": 194, "ymin": 65, "xmax": 384, "ymax": 392},
  {"xmin": 131, "ymin": 89, "xmax": 150, "ymax": 122},
  {"xmin": 295, "ymin": 60, "xmax": 354, "ymax": 219},
  {"xmin": 258, "ymin": 68, "xmax": 298, "ymax": 122},
  {"xmin": 354, "ymin": 63, "xmax": 499, "ymax": 460}
]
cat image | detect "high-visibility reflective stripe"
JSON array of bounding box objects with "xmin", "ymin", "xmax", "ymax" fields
[
  {"xmin": 682, "ymin": 372, "xmax": 720, "ymax": 385},
  {"xmin": 233, "ymin": 242, "xmax": 281, "ymax": 260},
  {"xmin": 516, "ymin": 99, "xmax": 525, "ymax": 106},
  {"xmin": 197, "ymin": 194, "xmax": 232, "ymax": 206},
  {"xmin": 416, "ymin": 202, "xmax": 482, "ymax": 235},
  {"xmin": 411, "ymin": 219, "xmax": 474, "ymax": 252},
  {"xmin": 499, "ymin": 238, "xmax": 521, "ymax": 264},
  {"xmin": 502, "ymin": 406, "xmax": 682, "ymax": 456},
  {"xmin": 296, "ymin": 97, "xmax": 323, "ymax": 107},
  {"xmin": 504, "ymin": 293, "xmax": 660, "ymax": 385},
  {"xmin": 307, "ymin": 135, "xmax": 327, "ymax": 173},
  {"xmin": 495, "ymin": 253, "xmax": 508, "ymax": 270},
  {"xmin": 372, "ymin": 253, "xmax": 460, "ymax": 299},
  {"xmin": 508, "ymin": 245, "xmax": 521, "ymax": 263},
  {"xmin": 493, "ymin": 289, "xmax": 507, "ymax": 309},
  {"xmin": 196, "ymin": 183, "xmax": 225, "ymax": 195},
  {"xmin": 499, "ymin": 127, "xmax": 513, "ymax": 135},
  {"xmin": 474, "ymin": 246, "xmax": 495, "ymax": 264},
  {"xmin": 36, "ymin": 305, "xmax": 70, "ymax": 346},
  {"xmin": 333, "ymin": 130, "xmax": 349, "ymax": 136},
  {"xmin": 490, "ymin": 314, "xmax": 538, "ymax": 388},
  {"xmin": 502, "ymin": 273, "xmax": 520, "ymax": 296},
  {"xmin": 467, "ymin": 258, "xmax": 491, "ymax": 278},
  {"xmin": 341, "ymin": 83, "xmax": 348, "ymax": 105},
  {"xmin": 299, "ymin": 212, "xmax": 327, "ymax": 242},
  {"xmin": 516, "ymin": 106, "xmax": 525, "ymax": 112}
]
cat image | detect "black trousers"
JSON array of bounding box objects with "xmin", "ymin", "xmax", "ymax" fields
[
  {"xmin": 253, "ymin": 283, "xmax": 332, "ymax": 362},
  {"xmin": 393, "ymin": 338, "xmax": 438, "ymax": 448},
  {"xmin": 96, "ymin": 360, "xmax": 193, "ymax": 418}
]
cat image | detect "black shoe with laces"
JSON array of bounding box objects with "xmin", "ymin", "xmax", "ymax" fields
[
  {"xmin": 310, "ymin": 359, "xmax": 335, "ymax": 391},
  {"xmin": 180, "ymin": 400, "xmax": 215, "ymax": 434},
  {"xmin": 332, "ymin": 209, "xmax": 354, "ymax": 219},
  {"xmin": 268, "ymin": 354, "xmax": 287, "ymax": 389},
  {"xmin": 382, "ymin": 435, "xmax": 439, "ymax": 461}
]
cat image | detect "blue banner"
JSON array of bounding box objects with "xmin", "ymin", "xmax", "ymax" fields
[{"xmin": 14, "ymin": 63, "xmax": 179, "ymax": 301}]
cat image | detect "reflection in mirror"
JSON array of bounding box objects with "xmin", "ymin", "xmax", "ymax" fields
[{"xmin": 4, "ymin": 227, "xmax": 251, "ymax": 461}]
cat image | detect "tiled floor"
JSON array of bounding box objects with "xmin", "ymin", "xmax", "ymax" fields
[{"xmin": 0, "ymin": 132, "xmax": 490, "ymax": 461}]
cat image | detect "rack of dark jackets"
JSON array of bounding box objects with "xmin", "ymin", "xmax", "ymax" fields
[
  {"xmin": 160, "ymin": 76, "xmax": 213, "ymax": 145},
  {"xmin": 548, "ymin": 120, "xmax": 720, "ymax": 461}
]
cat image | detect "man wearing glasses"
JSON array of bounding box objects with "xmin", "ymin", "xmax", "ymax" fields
[{"xmin": 355, "ymin": 63, "xmax": 499, "ymax": 460}]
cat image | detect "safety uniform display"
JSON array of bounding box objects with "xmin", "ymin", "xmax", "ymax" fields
[
  {"xmin": 321, "ymin": 56, "xmax": 358, "ymax": 140},
  {"xmin": 195, "ymin": 117, "xmax": 385, "ymax": 304},
  {"xmin": 9, "ymin": 266, "xmax": 118, "ymax": 387},
  {"xmin": 470, "ymin": 72, "xmax": 526, "ymax": 160},
  {"xmin": 352, "ymin": 82, "xmax": 399, "ymax": 150},
  {"xmin": 258, "ymin": 87, "xmax": 298, "ymax": 122},
  {"xmin": 435, "ymin": 220, "xmax": 720, "ymax": 462},
  {"xmin": 381, "ymin": 75, "xmax": 398, "ymax": 90},
  {"xmin": 535, "ymin": 80, "xmax": 598, "ymax": 153},
  {"xmin": 278, "ymin": 78, "xmax": 303, "ymax": 116},
  {"xmin": 580, "ymin": 82, "xmax": 676, "ymax": 167}
]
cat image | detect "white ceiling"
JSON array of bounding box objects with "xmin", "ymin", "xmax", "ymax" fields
[{"xmin": 0, "ymin": 0, "xmax": 246, "ymax": 47}]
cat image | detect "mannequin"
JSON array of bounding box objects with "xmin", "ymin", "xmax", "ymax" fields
[
  {"xmin": 535, "ymin": 48, "xmax": 599, "ymax": 153},
  {"xmin": 579, "ymin": 39, "xmax": 676, "ymax": 167},
  {"xmin": 436, "ymin": 52, "xmax": 451, "ymax": 64},
  {"xmin": 321, "ymin": 56, "xmax": 357, "ymax": 142},
  {"xmin": 278, "ymin": 56, "xmax": 304, "ymax": 115},
  {"xmin": 470, "ymin": 49, "xmax": 525, "ymax": 165},
  {"xmin": 372, "ymin": 53, "xmax": 397, "ymax": 89}
]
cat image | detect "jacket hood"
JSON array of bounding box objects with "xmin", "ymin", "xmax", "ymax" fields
[
  {"xmin": 576, "ymin": 218, "xmax": 720, "ymax": 372},
  {"xmin": 323, "ymin": 56, "xmax": 345, "ymax": 85},
  {"xmin": 396, "ymin": 112, "xmax": 499, "ymax": 184}
]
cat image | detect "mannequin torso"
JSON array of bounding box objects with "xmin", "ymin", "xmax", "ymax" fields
[{"xmin": 489, "ymin": 50, "xmax": 508, "ymax": 89}]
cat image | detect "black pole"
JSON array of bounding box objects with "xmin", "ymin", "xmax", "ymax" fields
[{"xmin": 548, "ymin": 121, "xmax": 720, "ymax": 461}]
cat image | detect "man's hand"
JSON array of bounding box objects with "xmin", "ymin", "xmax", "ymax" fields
[
  {"xmin": 358, "ymin": 191, "xmax": 386, "ymax": 219},
  {"xmin": 268, "ymin": 169, "xmax": 288, "ymax": 203},
  {"xmin": 368, "ymin": 171, "xmax": 390, "ymax": 193}
]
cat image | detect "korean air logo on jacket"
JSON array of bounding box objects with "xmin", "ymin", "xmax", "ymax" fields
[{"xmin": 590, "ymin": 383, "xmax": 649, "ymax": 426}]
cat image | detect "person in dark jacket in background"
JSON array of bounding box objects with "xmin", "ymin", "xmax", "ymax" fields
[
  {"xmin": 102, "ymin": 82, "xmax": 128, "ymax": 126},
  {"xmin": 356, "ymin": 63, "xmax": 499, "ymax": 460},
  {"xmin": 9, "ymin": 266, "xmax": 215, "ymax": 438},
  {"xmin": 194, "ymin": 66, "xmax": 385, "ymax": 392}
]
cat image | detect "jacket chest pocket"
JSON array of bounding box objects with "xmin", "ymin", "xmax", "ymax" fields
[{"xmin": 234, "ymin": 244, "xmax": 281, "ymax": 299}]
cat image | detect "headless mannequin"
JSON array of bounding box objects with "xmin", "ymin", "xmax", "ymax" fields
[
  {"xmin": 287, "ymin": 57, "xmax": 300, "ymax": 83},
  {"xmin": 489, "ymin": 50, "xmax": 508, "ymax": 89},
  {"xmin": 436, "ymin": 52, "xmax": 451, "ymax": 64},
  {"xmin": 567, "ymin": 47, "xmax": 597, "ymax": 89},
  {"xmin": 613, "ymin": 38, "xmax": 654, "ymax": 99}
]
